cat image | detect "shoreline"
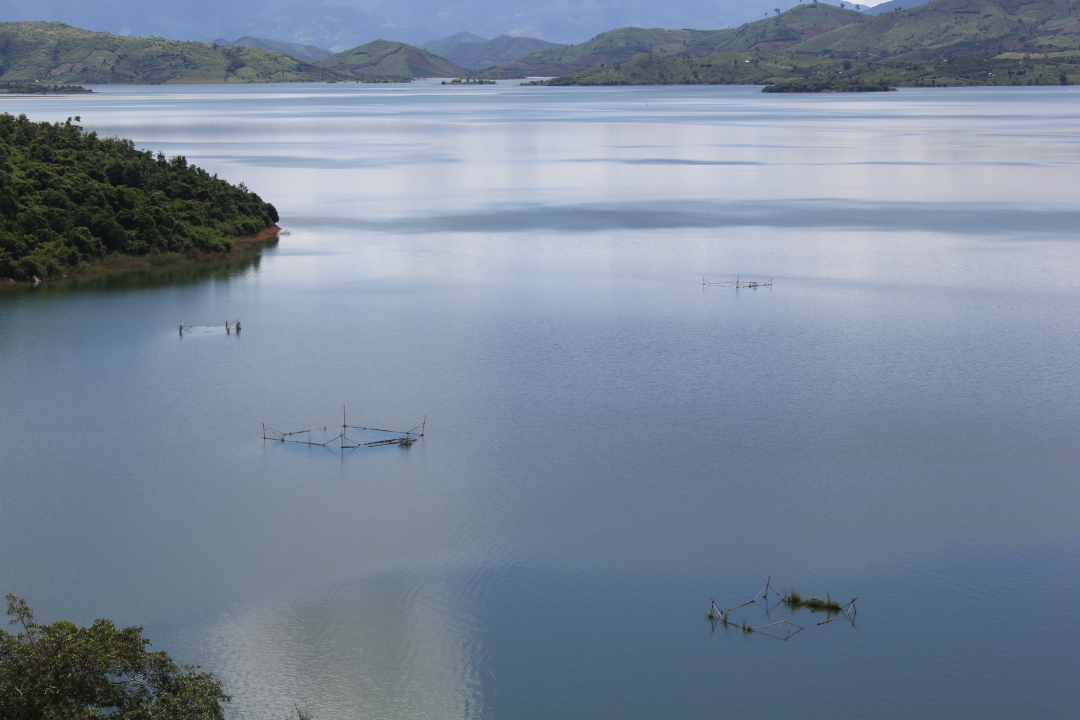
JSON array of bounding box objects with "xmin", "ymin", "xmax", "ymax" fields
[{"xmin": 1, "ymin": 225, "xmax": 281, "ymax": 286}]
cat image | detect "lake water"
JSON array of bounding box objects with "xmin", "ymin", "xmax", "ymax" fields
[{"xmin": 1, "ymin": 82, "xmax": 1078, "ymax": 719}]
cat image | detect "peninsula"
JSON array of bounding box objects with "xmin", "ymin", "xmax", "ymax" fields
[{"xmin": 0, "ymin": 114, "xmax": 279, "ymax": 282}]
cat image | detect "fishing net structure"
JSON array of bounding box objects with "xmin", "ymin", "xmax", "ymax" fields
[
  {"xmin": 705, "ymin": 577, "xmax": 857, "ymax": 641},
  {"xmin": 263, "ymin": 406, "xmax": 425, "ymax": 453}
]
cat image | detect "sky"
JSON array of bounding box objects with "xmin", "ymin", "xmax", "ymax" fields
[{"xmin": 1, "ymin": 0, "xmax": 894, "ymax": 50}]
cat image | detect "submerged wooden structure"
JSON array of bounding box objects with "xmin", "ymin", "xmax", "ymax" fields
[{"xmin": 262, "ymin": 406, "xmax": 425, "ymax": 453}]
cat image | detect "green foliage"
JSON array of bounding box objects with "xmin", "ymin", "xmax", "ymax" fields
[
  {"xmin": 0, "ymin": 113, "xmax": 279, "ymax": 281},
  {"xmin": 316, "ymin": 40, "xmax": 469, "ymax": 78},
  {"xmin": 0, "ymin": 21, "xmax": 349, "ymax": 84},
  {"xmin": 0, "ymin": 594, "xmax": 229, "ymax": 719}
]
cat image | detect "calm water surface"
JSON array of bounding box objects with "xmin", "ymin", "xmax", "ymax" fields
[{"xmin": 1, "ymin": 83, "xmax": 1078, "ymax": 719}]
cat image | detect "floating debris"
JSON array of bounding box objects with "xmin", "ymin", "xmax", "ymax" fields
[
  {"xmin": 705, "ymin": 577, "xmax": 856, "ymax": 640},
  {"xmin": 702, "ymin": 274, "xmax": 773, "ymax": 289},
  {"xmin": 262, "ymin": 406, "xmax": 425, "ymax": 454}
]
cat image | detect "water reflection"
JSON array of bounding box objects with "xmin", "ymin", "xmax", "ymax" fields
[
  {"xmin": 0, "ymin": 241, "xmax": 274, "ymax": 298},
  {"xmin": 194, "ymin": 569, "xmax": 486, "ymax": 720}
]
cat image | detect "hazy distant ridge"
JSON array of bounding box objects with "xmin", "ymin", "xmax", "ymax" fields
[
  {"xmin": 213, "ymin": 36, "xmax": 332, "ymax": 63},
  {"xmin": 421, "ymin": 32, "xmax": 488, "ymax": 53},
  {"xmin": 432, "ymin": 35, "xmax": 566, "ymax": 69}
]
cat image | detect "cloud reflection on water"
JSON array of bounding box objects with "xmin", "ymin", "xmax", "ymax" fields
[{"xmin": 285, "ymin": 199, "xmax": 1080, "ymax": 237}]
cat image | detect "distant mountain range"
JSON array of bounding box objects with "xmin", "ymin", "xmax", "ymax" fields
[
  {"xmin": 3, "ymin": 1, "xmax": 1078, "ymax": 85},
  {"xmin": 1, "ymin": 0, "xmax": 791, "ymax": 49}
]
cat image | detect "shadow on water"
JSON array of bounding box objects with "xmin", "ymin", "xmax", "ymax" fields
[{"xmin": 0, "ymin": 240, "xmax": 275, "ymax": 299}]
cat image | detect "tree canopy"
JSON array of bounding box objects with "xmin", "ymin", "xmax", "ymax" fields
[
  {"xmin": 0, "ymin": 113, "xmax": 279, "ymax": 281},
  {"xmin": 0, "ymin": 595, "xmax": 229, "ymax": 719}
]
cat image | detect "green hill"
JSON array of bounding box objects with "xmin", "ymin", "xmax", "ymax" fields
[
  {"xmin": 532, "ymin": 51, "xmax": 793, "ymax": 86},
  {"xmin": 484, "ymin": 6, "xmax": 866, "ymax": 77},
  {"xmin": 504, "ymin": 1, "xmax": 1080, "ymax": 79},
  {"xmin": 527, "ymin": 1, "xmax": 1080, "ymax": 85},
  {"xmin": 483, "ymin": 27, "xmax": 715, "ymax": 76},
  {"xmin": 435, "ymin": 35, "xmax": 565, "ymax": 69},
  {"xmin": 529, "ymin": 45, "xmax": 1080, "ymax": 88},
  {"xmin": 316, "ymin": 40, "xmax": 468, "ymax": 78},
  {"xmin": 0, "ymin": 22, "xmax": 348, "ymax": 84},
  {"xmin": 212, "ymin": 36, "xmax": 332, "ymax": 63},
  {"xmin": 787, "ymin": 0, "xmax": 1080, "ymax": 59},
  {"xmin": 0, "ymin": 113, "xmax": 279, "ymax": 281},
  {"xmin": 682, "ymin": 4, "xmax": 868, "ymax": 54}
]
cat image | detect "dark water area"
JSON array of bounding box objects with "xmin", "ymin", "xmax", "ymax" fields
[{"xmin": 1, "ymin": 83, "xmax": 1078, "ymax": 719}]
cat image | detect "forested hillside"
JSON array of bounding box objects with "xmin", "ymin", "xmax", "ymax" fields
[
  {"xmin": 787, "ymin": 0, "xmax": 1080, "ymax": 58},
  {"xmin": 0, "ymin": 114, "xmax": 279, "ymax": 281},
  {"xmin": 0, "ymin": 21, "xmax": 347, "ymax": 84}
]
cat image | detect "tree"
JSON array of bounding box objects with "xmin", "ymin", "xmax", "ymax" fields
[{"xmin": 0, "ymin": 595, "xmax": 229, "ymax": 720}]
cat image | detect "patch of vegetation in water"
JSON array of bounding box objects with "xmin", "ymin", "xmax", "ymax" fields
[
  {"xmin": 0, "ymin": 82, "xmax": 92, "ymax": 94},
  {"xmin": 784, "ymin": 589, "xmax": 842, "ymax": 611},
  {"xmin": 762, "ymin": 78, "xmax": 896, "ymax": 93}
]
